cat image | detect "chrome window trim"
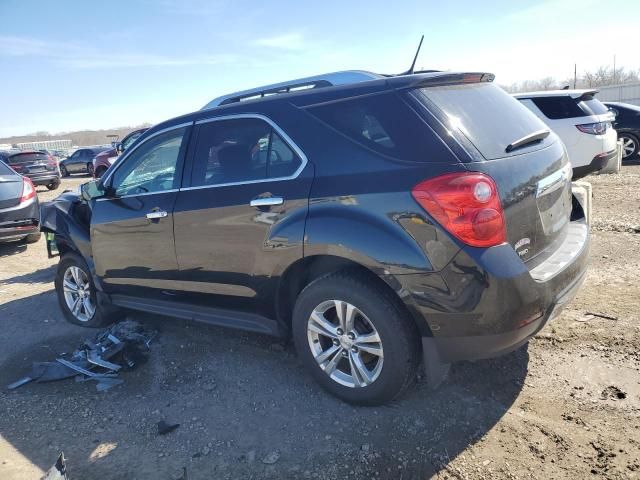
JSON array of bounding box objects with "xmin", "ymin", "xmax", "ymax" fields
[
  {"xmin": 100, "ymin": 121, "xmax": 192, "ymax": 187},
  {"xmin": 180, "ymin": 113, "xmax": 308, "ymax": 192},
  {"xmin": 95, "ymin": 189, "xmax": 179, "ymax": 202}
]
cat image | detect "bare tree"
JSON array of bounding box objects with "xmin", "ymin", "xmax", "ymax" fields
[{"xmin": 503, "ymin": 65, "xmax": 640, "ymax": 93}]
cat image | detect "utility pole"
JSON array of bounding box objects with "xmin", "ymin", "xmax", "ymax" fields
[
  {"xmin": 573, "ymin": 63, "xmax": 577, "ymax": 89},
  {"xmin": 613, "ymin": 54, "xmax": 616, "ymax": 84}
]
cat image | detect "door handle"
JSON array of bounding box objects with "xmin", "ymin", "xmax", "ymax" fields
[
  {"xmin": 250, "ymin": 196, "xmax": 284, "ymax": 207},
  {"xmin": 146, "ymin": 210, "xmax": 168, "ymax": 219}
]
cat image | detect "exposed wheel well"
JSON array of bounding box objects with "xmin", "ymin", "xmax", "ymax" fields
[{"xmin": 276, "ymin": 255, "xmax": 422, "ymax": 338}]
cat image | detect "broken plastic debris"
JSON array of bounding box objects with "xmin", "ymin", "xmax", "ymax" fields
[
  {"xmin": 7, "ymin": 319, "xmax": 155, "ymax": 392},
  {"xmin": 41, "ymin": 452, "xmax": 69, "ymax": 480},
  {"xmin": 157, "ymin": 420, "xmax": 180, "ymax": 435}
]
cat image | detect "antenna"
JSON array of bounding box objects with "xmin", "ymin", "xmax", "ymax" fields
[{"xmin": 401, "ymin": 35, "xmax": 424, "ymax": 75}]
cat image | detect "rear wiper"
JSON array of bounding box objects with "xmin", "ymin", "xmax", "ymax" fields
[{"xmin": 505, "ymin": 129, "xmax": 550, "ymax": 153}]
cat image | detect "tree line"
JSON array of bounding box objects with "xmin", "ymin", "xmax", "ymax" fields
[
  {"xmin": 502, "ymin": 65, "xmax": 640, "ymax": 93},
  {"xmin": 0, "ymin": 124, "xmax": 152, "ymax": 149}
]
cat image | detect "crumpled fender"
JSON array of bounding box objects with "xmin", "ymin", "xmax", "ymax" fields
[{"xmin": 40, "ymin": 190, "xmax": 96, "ymax": 281}]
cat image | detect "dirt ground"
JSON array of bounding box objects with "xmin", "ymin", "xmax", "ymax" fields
[{"xmin": 0, "ymin": 165, "xmax": 639, "ymax": 480}]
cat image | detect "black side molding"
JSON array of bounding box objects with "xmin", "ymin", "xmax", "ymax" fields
[{"xmin": 110, "ymin": 295, "xmax": 281, "ymax": 337}]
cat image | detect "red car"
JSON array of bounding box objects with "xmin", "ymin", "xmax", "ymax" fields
[{"xmin": 92, "ymin": 128, "xmax": 147, "ymax": 178}]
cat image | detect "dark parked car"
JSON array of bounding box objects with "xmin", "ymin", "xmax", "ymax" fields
[
  {"xmin": 0, "ymin": 160, "xmax": 40, "ymax": 243},
  {"xmin": 93, "ymin": 128, "xmax": 148, "ymax": 178},
  {"xmin": 604, "ymin": 102, "xmax": 640, "ymax": 159},
  {"xmin": 6, "ymin": 150, "xmax": 61, "ymax": 190},
  {"xmin": 42, "ymin": 70, "xmax": 589, "ymax": 405},
  {"xmin": 59, "ymin": 147, "xmax": 109, "ymax": 177}
]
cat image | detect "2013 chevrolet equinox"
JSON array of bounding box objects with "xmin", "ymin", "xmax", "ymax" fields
[{"xmin": 42, "ymin": 70, "xmax": 589, "ymax": 405}]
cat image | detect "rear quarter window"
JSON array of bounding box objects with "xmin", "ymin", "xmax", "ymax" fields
[{"xmin": 306, "ymin": 92, "xmax": 443, "ymax": 162}]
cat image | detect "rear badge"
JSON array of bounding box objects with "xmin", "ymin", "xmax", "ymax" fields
[{"xmin": 514, "ymin": 237, "xmax": 531, "ymax": 257}]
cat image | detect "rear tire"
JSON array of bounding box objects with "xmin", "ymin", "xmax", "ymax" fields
[
  {"xmin": 47, "ymin": 181, "xmax": 60, "ymax": 191},
  {"xmin": 55, "ymin": 253, "xmax": 120, "ymax": 327},
  {"xmin": 95, "ymin": 166, "xmax": 107, "ymax": 178},
  {"xmin": 24, "ymin": 232, "xmax": 41, "ymax": 244},
  {"xmin": 87, "ymin": 163, "xmax": 94, "ymax": 176},
  {"xmin": 620, "ymin": 133, "xmax": 639, "ymax": 160},
  {"xmin": 292, "ymin": 270, "xmax": 420, "ymax": 405}
]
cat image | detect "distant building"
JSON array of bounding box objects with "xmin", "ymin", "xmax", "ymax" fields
[
  {"xmin": 596, "ymin": 82, "xmax": 640, "ymax": 107},
  {"xmin": 16, "ymin": 139, "xmax": 73, "ymax": 151}
]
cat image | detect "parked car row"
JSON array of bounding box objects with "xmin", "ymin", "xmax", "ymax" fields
[
  {"xmin": 0, "ymin": 159, "xmax": 41, "ymax": 244},
  {"xmin": 92, "ymin": 128, "xmax": 148, "ymax": 178},
  {"xmin": 604, "ymin": 101, "xmax": 640, "ymax": 159},
  {"xmin": 42, "ymin": 69, "xmax": 590, "ymax": 405},
  {"xmin": 514, "ymin": 89, "xmax": 617, "ymax": 178}
]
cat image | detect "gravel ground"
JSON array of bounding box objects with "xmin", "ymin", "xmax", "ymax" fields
[{"xmin": 0, "ymin": 166, "xmax": 639, "ymax": 480}]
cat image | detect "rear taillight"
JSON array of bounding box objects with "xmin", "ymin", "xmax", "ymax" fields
[
  {"xmin": 20, "ymin": 177, "xmax": 36, "ymax": 203},
  {"xmin": 576, "ymin": 122, "xmax": 608, "ymax": 135},
  {"xmin": 411, "ymin": 172, "xmax": 506, "ymax": 248},
  {"xmin": 47, "ymin": 155, "xmax": 57, "ymax": 167}
]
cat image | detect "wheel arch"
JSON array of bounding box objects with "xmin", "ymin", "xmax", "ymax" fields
[{"xmin": 275, "ymin": 254, "xmax": 430, "ymax": 338}]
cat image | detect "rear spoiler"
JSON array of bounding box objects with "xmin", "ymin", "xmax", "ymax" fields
[
  {"xmin": 575, "ymin": 90, "xmax": 599, "ymax": 101},
  {"xmin": 387, "ymin": 72, "xmax": 495, "ymax": 90}
]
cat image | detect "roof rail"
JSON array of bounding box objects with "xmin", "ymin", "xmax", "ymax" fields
[{"xmin": 201, "ymin": 70, "xmax": 382, "ymax": 110}]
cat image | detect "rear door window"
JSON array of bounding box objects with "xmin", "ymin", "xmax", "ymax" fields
[
  {"xmin": 417, "ymin": 82, "xmax": 549, "ymax": 160},
  {"xmin": 190, "ymin": 118, "xmax": 302, "ymax": 187}
]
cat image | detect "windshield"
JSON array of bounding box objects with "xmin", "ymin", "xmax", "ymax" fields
[{"xmin": 417, "ymin": 83, "xmax": 550, "ymax": 160}]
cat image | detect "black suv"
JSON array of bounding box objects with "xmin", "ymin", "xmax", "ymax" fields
[
  {"xmin": 6, "ymin": 150, "xmax": 61, "ymax": 190},
  {"xmin": 42, "ymin": 71, "xmax": 589, "ymax": 404}
]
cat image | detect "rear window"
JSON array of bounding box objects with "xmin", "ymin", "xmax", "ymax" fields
[
  {"xmin": 307, "ymin": 92, "xmax": 441, "ymax": 162},
  {"xmin": 530, "ymin": 95, "xmax": 609, "ymax": 119},
  {"xmin": 417, "ymin": 82, "xmax": 549, "ymax": 160},
  {"xmin": 580, "ymin": 98, "xmax": 609, "ymax": 116},
  {"xmin": 7, "ymin": 152, "xmax": 48, "ymax": 164}
]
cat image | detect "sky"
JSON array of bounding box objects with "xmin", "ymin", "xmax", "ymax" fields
[{"xmin": 0, "ymin": 0, "xmax": 639, "ymax": 137}]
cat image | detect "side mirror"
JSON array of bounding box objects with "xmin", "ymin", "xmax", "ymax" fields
[
  {"xmin": 115, "ymin": 142, "xmax": 124, "ymax": 155},
  {"xmin": 80, "ymin": 180, "xmax": 105, "ymax": 202}
]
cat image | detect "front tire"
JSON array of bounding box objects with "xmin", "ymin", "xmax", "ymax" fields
[
  {"xmin": 55, "ymin": 253, "xmax": 119, "ymax": 327},
  {"xmin": 292, "ymin": 270, "xmax": 420, "ymax": 405},
  {"xmin": 60, "ymin": 165, "xmax": 68, "ymax": 177}
]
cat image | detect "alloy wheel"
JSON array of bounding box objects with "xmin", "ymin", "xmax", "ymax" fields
[
  {"xmin": 621, "ymin": 135, "xmax": 637, "ymax": 159},
  {"xmin": 307, "ymin": 300, "xmax": 383, "ymax": 388},
  {"xmin": 62, "ymin": 266, "xmax": 95, "ymax": 322}
]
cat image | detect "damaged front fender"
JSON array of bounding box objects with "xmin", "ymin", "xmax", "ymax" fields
[{"xmin": 40, "ymin": 189, "xmax": 94, "ymax": 269}]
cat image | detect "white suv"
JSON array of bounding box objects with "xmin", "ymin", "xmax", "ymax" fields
[{"xmin": 514, "ymin": 90, "xmax": 617, "ymax": 178}]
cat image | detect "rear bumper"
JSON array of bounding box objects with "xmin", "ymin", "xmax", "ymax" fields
[
  {"xmin": 573, "ymin": 149, "xmax": 616, "ymax": 179},
  {"xmin": 0, "ymin": 197, "xmax": 40, "ymax": 242},
  {"xmin": 26, "ymin": 173, "xmax": 60, "ymax": 186},
  {"xmin": 397, "ymin": 219, "xmax": 590, "ymax": 364}
]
